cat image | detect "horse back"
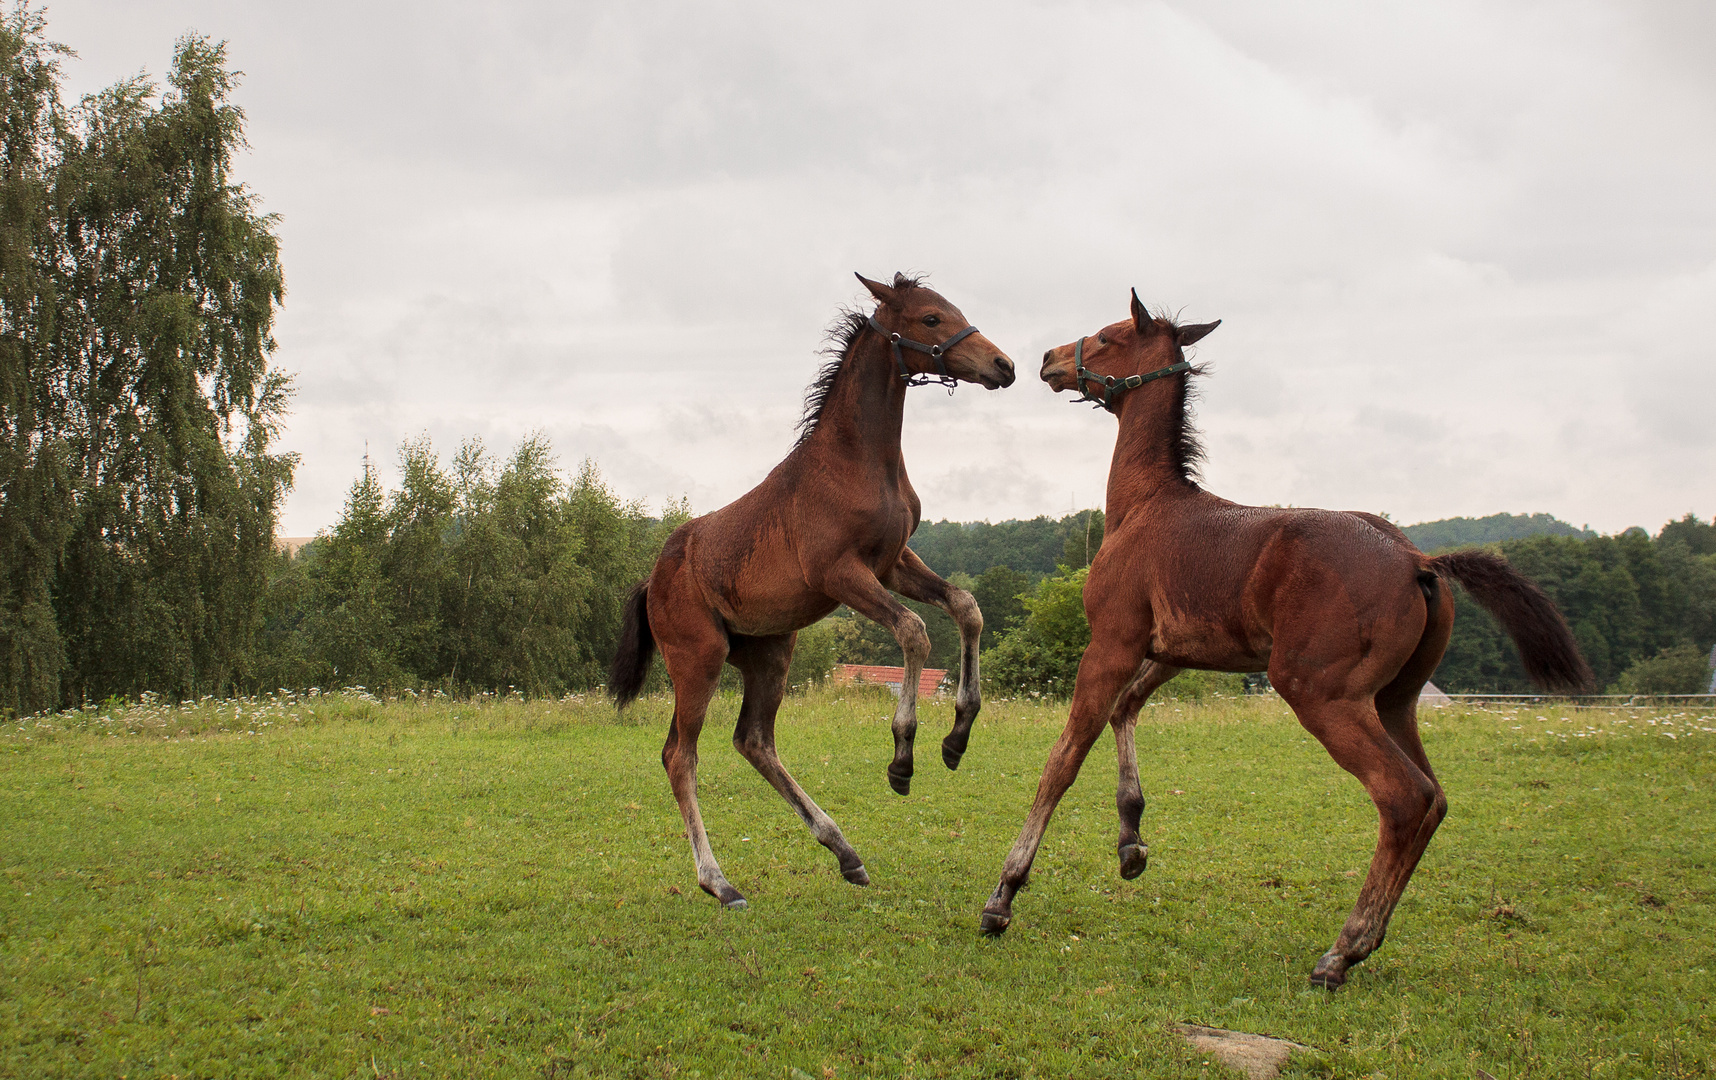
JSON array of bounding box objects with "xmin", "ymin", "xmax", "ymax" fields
[
  {"xmin": 656, "ymin": 460, "xmax": 912, "ymax": 636},
  {"xmin": 1093, "ymin": 498, "xmax": 1428, "ymax": 672}
]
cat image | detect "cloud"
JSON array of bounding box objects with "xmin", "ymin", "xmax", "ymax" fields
[{"xmin": 47, "ymin": 0, "xmax": 1716, "ymax": 535}]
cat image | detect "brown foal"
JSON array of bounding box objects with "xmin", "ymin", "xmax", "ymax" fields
[
  {"xmin": 980, "ymin": 290, "xmax": 1592, "ymax": 988},
  {"xmin": 610, "ymin": 273, "xmax": 1016, "ymax": 909}
]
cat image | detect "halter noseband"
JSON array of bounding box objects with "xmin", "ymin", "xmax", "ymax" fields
[
  {"xmin": 868, "ymin": 316, "xmax": 981, "ymax": 391},
  {"xmin": 1072, "ymin": 336, "xmax": 1191, "ymax": 411}
]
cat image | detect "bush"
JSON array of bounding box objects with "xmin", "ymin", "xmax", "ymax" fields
[
  {"xmin": 787, "ymin": 620, "xmax": 839, "ymax": 690},
  {"xmin": 982, "ymin": 568, "xmax": 1089, "ymax": 698},
  {"xmin": 1608, "ymin": 644, "xmax": 1712, "ymax": 695},
  {"xmin": 1156, "ymin": 669, "xmax": 1247, "ymax": 700}
]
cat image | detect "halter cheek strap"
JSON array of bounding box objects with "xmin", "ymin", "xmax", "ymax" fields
[
  {"xmin": 868, "ymin": 316, "xmax": 981, "ymax": 391},
  {"xmin": 1072, "ymin": 336, "xmax": 1191, "ymax": 411}
]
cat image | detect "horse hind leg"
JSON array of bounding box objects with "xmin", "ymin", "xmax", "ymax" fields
[
  {"xmin": 729, "ymin": 633, "xmax": 870, "ymax": 886},
  {"xmin": 1290, "ymin": 695, "xmax": 1443, "ymax": 989},
  {"xmin": 1111, "ymin": 661, "xmax": 1181, "ymax": 880},
  {"xmin": 658, "ymin": 622, "xmax": 746, "ymax": 908},
  {"xmin": 1375, "ymin": 571, "xmax": 1455, "ymax": 786}
]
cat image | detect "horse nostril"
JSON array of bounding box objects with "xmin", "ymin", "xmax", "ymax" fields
[
  {"xmin": 1042, "ymin": 350, "xmax": 1054, "ymax": 364},
  {"xmin": 995, "ymin": 357, "xmax": 1016, "ymax": 386}
]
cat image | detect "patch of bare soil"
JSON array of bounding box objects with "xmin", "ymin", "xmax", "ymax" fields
[{"xmin": 1169, "ymin": 1024, "xmax": 1312, "ymax": 1080}]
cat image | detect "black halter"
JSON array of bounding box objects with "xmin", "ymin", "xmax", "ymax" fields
[
  {"xmin": 1072, "ymin": 336, "xmax": 1190, "ymax": 411},
  {"xmin": 868, "ymin": 316, "xmax": 981, "ymax": 391}
]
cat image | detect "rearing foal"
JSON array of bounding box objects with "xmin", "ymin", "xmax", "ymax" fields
[
  {"xmin": 611, "ymin": 273, "xmax": 1016, "ymax": 909},
  {"xmin": 981, "ymin": 291, "xmax": 1592, "ymax": 988}
]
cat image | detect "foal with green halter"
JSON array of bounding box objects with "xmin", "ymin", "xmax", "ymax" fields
[{"xmin": 983, "ymin": 290, "xmax": 1591, "ymax": 988}]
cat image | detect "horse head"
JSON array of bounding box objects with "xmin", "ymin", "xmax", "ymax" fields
[
  {"xmin": 857, "ymin": 273, "xmax": 1016, "ymax": 390},
  {"xmin": 1040, "ymin": 289, "xmax": 1219, "ymax": 410}
]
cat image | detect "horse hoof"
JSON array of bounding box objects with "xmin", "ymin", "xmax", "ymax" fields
[
  {"xmin": 888, "ymin": 771, "xmax": 911, "ymax": 797},
  {"xmin": 1309, "ymin": 956, "xmax": 1347, "ymax": 990},
  {"xmin": 842, "ymin": 864, "xmax": 871, "ymax": 887},
  {"xmin": 979, "ymin": 909, "xmax": 1012, "ymax": 936},
  {"xmin": 1118, "ymin": 843, "xmax": 1149, "ymax": 880},
  {"xmin": 723, "ymin": 897, "xmax": 749, "ymax": 911},
  {"xmin": 941, "ymin": 741, "xmax": 964, "ymax": 770}
]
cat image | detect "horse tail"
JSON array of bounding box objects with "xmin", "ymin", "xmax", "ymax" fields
[
  {"xmin": 1429, "ymin": 549, "xmax": 1594, "ymax": 692},
  {"xmin": 609, "ymin": 581, "xmax": 656, "ymax": 708}
]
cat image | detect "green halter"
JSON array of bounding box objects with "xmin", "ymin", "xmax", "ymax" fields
[{"xmin": 1072, "ymin": 336, "xmax": 1190, "ymax": 412}]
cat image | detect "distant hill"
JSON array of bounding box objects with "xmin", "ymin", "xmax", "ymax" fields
[{"xmin": 1402, "ymin": 513, "xmax": 1595, "ymax": 552}]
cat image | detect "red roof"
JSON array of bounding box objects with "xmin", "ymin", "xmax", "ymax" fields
[{"xmin": 833, "ymin": 664, "xmax": 948, "ymax": 697}]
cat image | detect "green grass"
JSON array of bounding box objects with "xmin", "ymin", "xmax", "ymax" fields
[{"xmin": 2, "ymin": 688, "xmax": 1711, "ymax": 1079}]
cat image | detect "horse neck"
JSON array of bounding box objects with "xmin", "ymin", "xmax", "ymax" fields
[
  {"xmin": 1105, "ymin": 376, "xmax": 1197, "ymax": 529},
  {"xmin": 801, "ymin": 331, "xmax": 909, "ymax": 472}
]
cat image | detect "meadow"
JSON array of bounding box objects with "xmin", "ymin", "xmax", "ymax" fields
[{"xmin": 2, "ymin": 687, "xmax": 1710, "ymax": 1079}]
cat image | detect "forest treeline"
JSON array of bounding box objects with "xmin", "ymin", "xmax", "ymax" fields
[
  {"xmin": 1436, "ymin": 516, "xmax": 1716, "ymax": 693},
  {"xmin": 1399, "ymin": 512, "xmax": 1595, "ymax": 552},
  {"xmin": 257, "ymin": 438, "xmax": 703, "ymax": 697},
  {"xmin": 901, "ymin": 510, "xmax": 1716, "ymax": 697}
]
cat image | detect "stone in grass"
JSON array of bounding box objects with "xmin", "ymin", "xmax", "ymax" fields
[{"xmin": 1170, "ymin": 1023, "xmax": 1312, "ymax": 1080}]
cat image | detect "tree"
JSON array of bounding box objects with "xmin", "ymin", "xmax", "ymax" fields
[
  {"xmin": 1433, "ymin": 518, "xmax": 1716, "ymax": 692},
  {"xmin": 966, "ymin": 565, "xmax": 1030, "ymax": 650},
  {"xmin": 0, "ymin": 7, "xmax": 73, "ymax": 715},
  {"xmin": 1402, "ymin": 512, "xmax": 1593, "ymax": 552},
  {"xmin": 908, "ymin": 511, "xmax": 1108, "ymax": 579},
  {"xmin": 982, "ymin": 568, "xmax": 1091, "ymax": 698},
  {"xmin": 263, "ymin": 435, "xmax": 689, "ymax": 697},
  {"xmin": 1058, "ymin": 509, "xmax": 1104, "ymax": 571},
  {"xmin": 0, "ymin": 17, "xmax": 291, "ymax": 710}
]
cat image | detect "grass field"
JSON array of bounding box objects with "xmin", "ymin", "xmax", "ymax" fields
[{"xmin": 2, "ymin": 687, "xmax": 1711, "ymax": 1079}]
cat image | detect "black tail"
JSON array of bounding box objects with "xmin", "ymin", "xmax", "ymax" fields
[
  {"xmin": 608, "ymin": 581, "xmax": 656, "ymax": 707},
  {"xmin": 1430, "ymin": 550, "xmax": 1594, "ymax": 693}
]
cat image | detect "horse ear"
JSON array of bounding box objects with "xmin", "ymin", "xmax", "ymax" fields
[
  {"xmin": 856, "ymin": 273, "xmax": 899, "ymax": 308},
  {"xmin": 1176, "ymin": 320, "xmax": 1221, "ymax": 347},
  {"xmin": 1130, "ymin": 288, "xmax": 1152, "ymax": 332}
]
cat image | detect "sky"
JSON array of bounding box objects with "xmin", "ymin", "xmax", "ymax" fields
[{"xmin": 45, "ymin": 0, "xmax": 1716, "ymax": 537}]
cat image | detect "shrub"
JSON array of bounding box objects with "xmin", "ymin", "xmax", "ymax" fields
[
  {"xmin": 787, "ymin": 620, "xmax": 839, "ymax": 690},
  {"xmin": 982, "ymin": 568, "xmax": 1089, "ymax": 698},
  {"xmin": 1608, "ymin": 643, "xmax": 1712, "ymax": 695}
]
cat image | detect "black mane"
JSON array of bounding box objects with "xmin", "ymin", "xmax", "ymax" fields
[
  {"xmin": 795, "ymin": 273, "xmax": 927, "ymax": 446},
  {"xmin": 1144, "ymin": 304, "xmax": 1208, "ymax": 486}
]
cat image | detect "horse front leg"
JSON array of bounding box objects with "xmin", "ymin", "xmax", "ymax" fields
[
  {"xmin": 983, "ymin": 632, "xmax": 1146, "ymax": 934},
  {"xmin": 1108, "ymin": 661, "xmax": 1181, "ymax": 879},
  {"xmin": 885, "ymin": 548, "xmax": 983, "ymax": 770},
  {"xmin": 824, "ymin": 562, "xmax": 932, "ymax": 796}
]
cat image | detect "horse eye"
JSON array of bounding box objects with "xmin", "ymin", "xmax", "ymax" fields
[
  {"xmin": 922, "ymin": 315, "xmax": 941, "ymax": 327},
  {"xmin": 1097, "ymin": 334, "xmax": 1108, "ymax": 345}
]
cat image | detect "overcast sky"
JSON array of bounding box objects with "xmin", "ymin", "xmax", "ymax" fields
[{"xmin": 47, "ymin": 1, "xmax": 1716, "ymax": 536}]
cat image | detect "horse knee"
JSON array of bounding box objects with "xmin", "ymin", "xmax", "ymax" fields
[
  {"xmin": 898, "ymin": 613, "xmax": 931, "ymax": 665},
  {"xmin": 948, "ymin": 588, "xmax": 983, "ymax": 636},
  {"xmin": 732, "ymin": 731, "xmax": 770, "ymax": 763},
  {"xmin": 1381, "ymin": 776, "xmax": 1441, "ymax": 834}
]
